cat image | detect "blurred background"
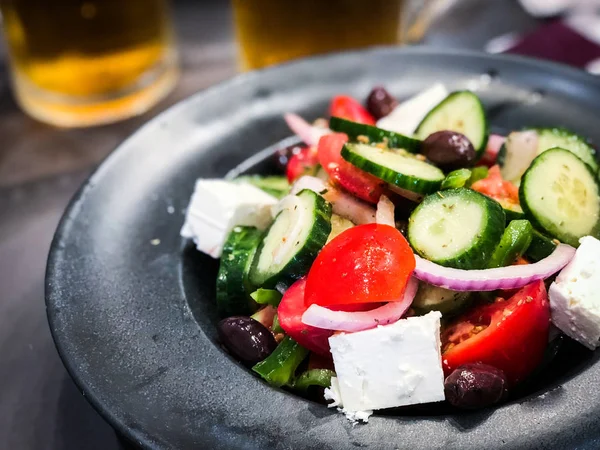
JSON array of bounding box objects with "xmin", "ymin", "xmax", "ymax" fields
[{"xmin": 1, "ymin": 0, "xmax": 599, "ymax": 448}]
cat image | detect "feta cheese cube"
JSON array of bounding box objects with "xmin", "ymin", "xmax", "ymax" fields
[
  {"xmin": 376, "ymin": 83, "xmax": 449, "ymax": 135},
  {"xmin": 549, "ymin": 236, "xmax": 600, "ymax": 349},
  {"xmin": 180, "ymin": 179, "xmax": 276, "ymax": 258},
  {"xmin": 328, "ymin": 311, "xmax": 445, "ymax": 412}
]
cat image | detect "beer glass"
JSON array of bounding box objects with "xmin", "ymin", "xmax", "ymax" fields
[
  {"xmin": 0, "ymin": 0, "xmax": 178, "ymax": 127},
  {"xmin": 232, "ymin": 0, "xmax": 437, "ymax": 71}
]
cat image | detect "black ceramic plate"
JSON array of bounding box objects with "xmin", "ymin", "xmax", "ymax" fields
[{"xmin": 47, "ymin": 48, "xmax": 600, "ymax": 450}]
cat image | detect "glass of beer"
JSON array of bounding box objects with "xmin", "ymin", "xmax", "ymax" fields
[
  {"xmin": 232, "ymin": 0, "xmax": 438, "ymax": 71},
  {"xmin": 0, "ymin": 0, "xmax": 178, "ymax": 127}
]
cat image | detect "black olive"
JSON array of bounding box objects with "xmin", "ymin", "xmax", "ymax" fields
[
  {"xmin": 366, "ymin": 86, "xmax": 398, "ymax": 120},
  {"xmin": 444, "ymin": 362, "xmax": 508, "ymax": 409},
  {"xmin": 217, "ymin": 316, "xmax": 277, "ymax": 366},
  {"xmin": 422, "ymin": 131, "xmax": 477, "ymax": 171}
]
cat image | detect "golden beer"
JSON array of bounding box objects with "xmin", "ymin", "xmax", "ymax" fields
[
  {"xmin": 232, "ymin": 0, "xmax": 430, "ymax": 71},
  {"xmin": 1, "ymin": 0, "xmax": 178, "ymax": 127}
]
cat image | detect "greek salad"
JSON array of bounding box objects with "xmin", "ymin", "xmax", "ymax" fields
[{"xmin": 181, "ymin": 83, "xmax": 600, "ymax": 422}]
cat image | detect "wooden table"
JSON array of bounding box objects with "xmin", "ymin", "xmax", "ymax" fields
[{"xmin": 0, "ymin": 1, "xmax": 538, "ymax": 448}]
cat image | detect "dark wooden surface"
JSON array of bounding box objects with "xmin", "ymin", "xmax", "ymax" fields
[{"xmin": 0, "ymin": 1, "xmax": 537, "ymax": 448}]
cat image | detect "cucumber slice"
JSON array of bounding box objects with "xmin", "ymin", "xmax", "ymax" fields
[
  {"xmin": 408, "ymin": 188, "xmax": 505, "ymax": 269},
  {"xmin": 412, "ymin": 282, "xmax": 471, "ymax": 316},
  {"xmin": 536, "ymin": 128, "xmax": 597, "ymax": 173},
  {"xmin": 525, "ymin": 229, "xmax": 558, "ymax": 262},
  {"xmin": 496, "ymin": 199, "xmax": 526, "ymax": 222},
  {"xmin": 249, "ymin": 189, "xmax": 332, "ymax": 289},
  {"xmin": 341, "ymin": 143, "xmax": 444, "ymax": 195},
  {"xmin": 216, "ymin": 226, "xmax": 263, "ymax": 317},
  {"xmin": 329, "ymin": 116, "xmax": 422, "ymax": 153},
  {"xmin": 441, "ymin": 169, "xmax": 472, "ymax": 190},
  {"xmin": 487, "ymin": 219, "xmax": 533, "ymax": 268},
  {"xmin": 236, "ymin": 175, "xmax": 290, "ymax": 199},
  {"xmin": 519, "ymin": 148, "xmax": 600, "ymax": 247},
  {"xmin": 415, "ymin": 91, "xmax": 489, "ymax": 156}
]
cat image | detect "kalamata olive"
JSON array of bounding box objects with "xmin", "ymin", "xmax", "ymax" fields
[
  {"xmin": 444, "ymin": 362, "xmax": 508, "ymax": 409},
  {"xmin": 366, "ymin": 86, "xmax": 398, "ymax": 120},
  {"xmin": 217, "ymin": 316, "xmax": 277, "ymax": 366},
  {"xmin": 422, "ymin": 131, "xmax": 477, "ymax": 171},
  {"xmin": 274, "ymin": 144, "xmax": 304, "ymax": 171}
]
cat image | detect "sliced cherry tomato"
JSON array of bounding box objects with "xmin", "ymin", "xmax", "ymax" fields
[
  {"xmin": 277, "ymin": 278, "xmax": 333, "ymax": 356},
  {"xmin": 286, "ymin": 146, "xmax": 319, "ymax": 183},
  {"xmin": 317, "ymin": 133, "xmax": 385, "ymax": 203},
  {"xmin": 330, "ymin": 95, "xmax": 376, "ymax": 125},
  {"xmin": 305, "ymin": 224, "xmax": 415, "ymax": 308},
  {"xmin": 471, "ymin": 165, "xmax": 519, "ymax": 204},
  {"xmin": 441, "ymin": 280, "xmax": 550, "ymax": 386},
  {"xmin": 308, "ymin": 352, "xmax": 335, "ymax": 371}
]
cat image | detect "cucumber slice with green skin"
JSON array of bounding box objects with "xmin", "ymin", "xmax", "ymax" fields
[
  {"xmin": 341, "ymin": 143, "xmax": 445, "ymax": 195},
  {"xmin": 415, "ymin": 91, "xmax": 489, "ymax": 157},
  {"xmin": 249, "ymin": 189, "xmax": 332, "ymax": 289},
  {"xmin": 329, "ymin": 116, "xmax": 422, "ymax": 153},
  {"xmin": 408, "ymin": 188, "xmax": 505, "ymax": 269},
  {"xmin": 235, "ymin": 175, "xmax": 290, "ymax": 199},
  {"xmin": 496, "ymin": 199, "xmax": 526, "ymax": 222},
  {"xmin": 519, "ymin": 148, "xmax": 600, "ymax": 247},
  {"xmin": 216, "ymin": 226, "xmax": 263, "ymax": 317},
  {"xmin": 525, "ymin": 229, "xmax": 558, "ymax": 262},
  {"xmin": 487, "ymin": 219, "xmax": 533, "ymax": 268},
  {"xmin": 441, "ymin": 169, "xmax": 472, "ymax": 190},
  {"xmin": 412, "ymin": 282, "xmax": 471, "ymax": 316},
  {"xmin": 536, "ymin": 128, "xmax": 597, "ymax": 173},
  {"xmin": 498, "ymin": 128, "xmax": 598, "ymax": 182}
]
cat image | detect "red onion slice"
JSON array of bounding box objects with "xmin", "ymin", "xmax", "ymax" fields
[
  {"xmin": 301, "ymin": 277, "xmax": 419, "ymax": 332},
  {"xmin": 413, "ymin": 244, "xmax": 575, "ymax": 292},
  {"xmin": 284, "ymin": 113, "xmax": 331, "ymax": 147}
]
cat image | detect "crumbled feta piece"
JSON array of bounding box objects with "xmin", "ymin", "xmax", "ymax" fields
[
  {"xmin": 549, "ymin": 236, "xmax": 600, "ymax": 349},
  {"xmin": 376, "ymin": 83, "xmax": 449, "ymax": 135},
  {"xmin": 324, "ymin": 377, "xmax": 373, "ymax": 424},
  {"xmin": 180, "ymin": 179, "xmax": 276, "ymax": 258},
  {"xmin": 327, "ymin": 311, "xmax": 445, "ymax": 413}
]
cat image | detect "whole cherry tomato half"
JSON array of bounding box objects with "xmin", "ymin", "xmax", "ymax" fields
[
  {"xmin": 286, "ymin": 146, "xmax": 319, "ymax": 183},
  {"xmin": 305, "ymin": 223, "xmax": 415, "ymax": 308},
  {"xmin": 441, "ymin": 280, "xmax": 550, "ymax": 386},
  {"xmin": 330, "ymin": 95, "xmax": 376, "ymax": 125},
  {"xmin": 317, "ymin": 133, "xmax": 385, "ymax": 204}
]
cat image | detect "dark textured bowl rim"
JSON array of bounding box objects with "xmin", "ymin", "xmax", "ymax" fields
[{"xmin": 46, "ymin": 46, "xmax": 600, "ymax": 450}]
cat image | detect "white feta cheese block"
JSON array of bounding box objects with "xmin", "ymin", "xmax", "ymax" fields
[
  {"xmin": 549, "ymin": 236, "xmax": 600, "ymax": 349},
  {"xmin": 376, "ymin": 83, "xmax": 448, "ymax": 136},
  {"xmin": 180, "ymin": 179, "xmax": 277, "ymax": 258},
  {"xmin": 324, "ymin": 377, "xmax": 373, "ymax": 423},
  {"xmin": 328, "ymin": 311, "xmax": 445, "ymax": 412}
]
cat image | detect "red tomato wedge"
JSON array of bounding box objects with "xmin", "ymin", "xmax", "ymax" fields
[
  {"xmin": 277, "ymin": 278, "xmax": 333, "ymax": 355},
  {"xmin": 441, "ymin": 280, "xmax": 550, "ymax": 386},
  {"xmin": 330, "ymin": 95, "xmax": 376, "ymax": 125},
  {"xmin": 471, "ymin": 165, "xmax": 519, "ymax": 204},
  {"xmin": 286, "ymin": 146, "xmax": 319, "ymax": 182},
  {"xmin": 317, "ymin": 133, "xmax": 385, "ymax": 203},
  {"xmin": 305, "ymin": 224, "xmax": 415, "ymax": 308}
]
